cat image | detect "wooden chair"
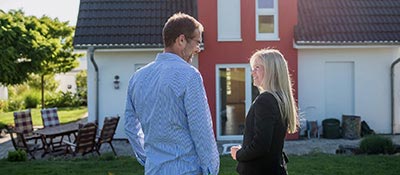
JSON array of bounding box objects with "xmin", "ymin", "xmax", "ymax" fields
[
  {"xmin": 64, "ymin": 122, "xmax": 98, "ymax": 156},
  {"xmin": 13, "ymin": 109, "xmax": 41, "ymax": 143},
  {"xmin": 97, "ymin": 116, "xmax": 120, "ymax": 155},
  {"xmin": 8, "ymin": 127, "xmax": 41, "ymax": 159}
]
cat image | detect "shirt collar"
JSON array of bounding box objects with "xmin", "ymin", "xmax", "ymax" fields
[{"xmin": 155, "ymin": 52, "xmax": 188, "ymax": 64}]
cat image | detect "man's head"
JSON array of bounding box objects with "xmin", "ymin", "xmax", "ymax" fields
[{"xmin": 162, "ymin": 12, "xmax": 203, "ymax": 63}]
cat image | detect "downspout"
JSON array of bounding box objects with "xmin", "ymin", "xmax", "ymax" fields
[
  {"xmin": 391, "ymin": 57, "xmax": 400, "ymax": 134},
  {"xmin": 89, "ymin": 47, "xmax": 99, "ymax": 127}
]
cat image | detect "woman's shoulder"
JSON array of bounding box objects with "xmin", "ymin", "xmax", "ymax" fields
[
  {"xmin": 258, "ymin": 91, "xmax": 277, "ymax": 102},
  {"xmin": 253, "ymin": 91, "xmax": 277, "ymax": 107}
]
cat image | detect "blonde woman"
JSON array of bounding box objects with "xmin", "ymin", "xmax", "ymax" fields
[{"xmin": 230, "ymin": 49, "xmax": 297, "ymax": 175}]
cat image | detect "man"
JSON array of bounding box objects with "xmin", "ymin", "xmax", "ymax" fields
[{"xmin": 125, "ymin": 12, "xmax": 220, "ymax": 175}]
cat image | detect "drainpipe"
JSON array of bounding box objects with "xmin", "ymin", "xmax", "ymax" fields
[
  {"xmin": 89, "ymin": 47, "xmax": 99, "ymax": 127},
  {"xmin": 391, "ymin": 57, "xmax": 400, "ymax": 134}
]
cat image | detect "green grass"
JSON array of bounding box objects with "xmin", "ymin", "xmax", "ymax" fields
[
  {"xmin": 0, "ymin": 107, "xmax": 88, "ymax": 127},
  {"xmin": 0, "ymin": 154, "xmax": 400, "ymax": 175}
]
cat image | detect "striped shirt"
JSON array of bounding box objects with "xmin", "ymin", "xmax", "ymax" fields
[{"xmin": 125, "ymin": 53, "xmax": 220, "ymax": 175}]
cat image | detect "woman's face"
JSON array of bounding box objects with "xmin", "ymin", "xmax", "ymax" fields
[{"xmin": 251, "ymin": 58, "xmax": 265, "ymax": 88}]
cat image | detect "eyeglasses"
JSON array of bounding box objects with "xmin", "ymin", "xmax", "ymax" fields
[{"xmin": 185, "ymin": 36, "xmax": 202, "ymax": 47}]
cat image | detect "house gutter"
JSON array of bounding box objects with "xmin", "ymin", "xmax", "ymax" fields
[
  {"xmin": 391, "ymin": 57, "xmax": 400, "ymax": 134},
  {"xmin": 88, "ymin": 47, "xmax": 99, "ymax": 127}
]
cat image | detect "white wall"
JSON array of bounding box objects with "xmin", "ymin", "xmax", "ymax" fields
[
  {"xmin": 55, "ymin": 71, "xmax": 78, "ymax": 93},
  {"xmin": 55, "ymin": 55, "xmax": 87, "ymax": 93},
  {"xmin": 0, "ymin": 85, "xmax": 7, "ymax": 100},
  {"xmin": 87, "ymin": 50, "xmax": 199, "ymax": 138},
  {"xmin": 298, "ymin": 47, "xmax": 400, "ymax": 134}
]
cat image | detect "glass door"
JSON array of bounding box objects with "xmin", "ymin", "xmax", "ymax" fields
[{"xmin": 216, "ymin": 64, "xmax": 253, "ymax": 140}]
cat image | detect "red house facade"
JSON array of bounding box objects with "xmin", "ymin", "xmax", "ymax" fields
[{"xmin": 198, "ymin": 0, "xmax": 298, "ymax": 140}]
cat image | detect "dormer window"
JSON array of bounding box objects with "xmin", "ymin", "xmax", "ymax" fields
[{"xmin": 256, "ymin": 0, "xmax": 279, "ymax": 41}]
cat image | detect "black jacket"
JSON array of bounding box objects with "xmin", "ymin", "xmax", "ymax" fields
[{"xmin": 236, "ymin": 91, "xmax": 288, "ymax": 175}]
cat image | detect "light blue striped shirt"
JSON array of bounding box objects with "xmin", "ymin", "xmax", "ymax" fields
[{"xmin": 125, "ymin": 53, "xmax": 220, "ymax": 175}]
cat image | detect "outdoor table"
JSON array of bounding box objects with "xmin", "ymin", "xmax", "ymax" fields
[{"xmin": 34, "ymin": 122, "xmax": 81, "ymax": 157}]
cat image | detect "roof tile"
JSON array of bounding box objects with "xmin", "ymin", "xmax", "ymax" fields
[
  {"xmin": 295, "ymin": 0, "xmax": 400, "ymax": 45},
  {"xmin": 74, "ymin": 0, "xmax": 198, "ymax": 49}
]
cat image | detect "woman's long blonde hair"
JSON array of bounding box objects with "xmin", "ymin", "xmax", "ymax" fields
[{"xmin": 250, "ymin": 49, "xmax": 298, "ymax": 133}]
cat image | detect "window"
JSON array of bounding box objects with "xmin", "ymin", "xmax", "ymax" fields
[
  {"xmin": 256, "ymin": 0, "xmax": 279, "ymax": 41},
  {"xmin": 218, "ymin": 0, "xmax": 242, "ymax": 41}
]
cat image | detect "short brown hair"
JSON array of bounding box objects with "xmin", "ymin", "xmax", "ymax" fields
[{"xmin": 162, "ymin": 12, "xmax": 203, "ymax": 47}]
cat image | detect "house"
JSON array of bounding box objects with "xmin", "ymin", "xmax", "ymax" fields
[
  {"xmin": 197, "ymin": 0, "xmax": 298, "ymax": 140},
  {"xmin": 55, "ymin": 54, "xmax": 87, "ymax": 94},
  {"xmin": 0, "ymin": 85, "xmax": 7, "ymax": 100},
  {"xmin": 294, "ymin": 0, "xmax": 400, "ymax": 134},
  {"xmin": 74, "ymin": 0, "xmax": 199, "ymax": 138},
  {"xmin": 74, "ymin": 0, "xmax": 400, "ymax": 140}
]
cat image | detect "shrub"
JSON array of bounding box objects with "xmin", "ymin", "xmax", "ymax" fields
[
  {"xmin": 0, "ymin": 100, "xmax": 8, "ymax": 112},
  {"xmin": 45, "ymin": 91, "xmax": 81, "ymax": 108},
  {"xmin": 7, "ymin": 98, "xmax": 24, "ymax": 111},
  {"xmin": 359, "ymin": 135, "xmax": 395, "ymax": 154},
  {"xmin": 24, "ymin": 91, "xmax": 40, "ymax": 108},
  {"xmin": 7, "ymin": 149, "xmax": 28, "ymax": 162},
  {"xmin": 76, "ymin": 70, "xmax": 87, "ymax": 106}
]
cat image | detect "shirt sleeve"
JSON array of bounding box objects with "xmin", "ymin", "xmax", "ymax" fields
[
  {"xmin": 236, "ymin": 94, "xmax": 278, "ymax": 161},
  {"xmin": 124, "ymin": 79, "xmax": 146, "ymax": 166},
  {"xmin": 184, "ymin": 71, "xmax": 220, "ymax": 175}
]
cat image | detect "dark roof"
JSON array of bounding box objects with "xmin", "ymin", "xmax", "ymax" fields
[
  {"xmin": 295, "ymin": 0, "xmax": 400, "ymax": 45},
  {"xmin": 73, "ymin": 0, "xmax": 198, "ymax": 49}
]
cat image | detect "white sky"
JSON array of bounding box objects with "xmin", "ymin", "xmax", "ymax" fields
[{"xmin": 0, "ymin": 0, "xmax": 80, "ymax": 26}]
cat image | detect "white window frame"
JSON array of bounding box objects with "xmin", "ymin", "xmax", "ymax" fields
[
  {"xmin": 216, "ymin": 64, "xmax": 252, "ymax": 140},
  {"xmin": 255, "ymin": 0, "xmax": 279, "ymax": 41}
]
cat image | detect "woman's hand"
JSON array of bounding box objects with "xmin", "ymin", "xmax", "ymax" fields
[{"xmin": 230, "ymin": 145, "xmax": 241, "ymax": 160}]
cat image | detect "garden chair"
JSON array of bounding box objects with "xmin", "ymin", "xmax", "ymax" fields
[
  {"xmin": 41, "ymin": 107, "xmax": 61, "ymax": 128},
  {"xmin": 40, "ymin": 107, "xmax": 68, "ymax": 149},
  {"xmin": 8, "ymin": 127, "xmax": 41, "ymax": 159},
  {"xmin": 307, "ymin": 120, "xmax": 320, "ymax": 139},
  {"xmin": 97, "ymin": 116, "xmax": 120, "ymax": 155},
  {"xmin": 64, "ymin": 122, "xmax": 98, "ymax": 156},
  {"xmin": 13, "ymin": 109, "xmax": 41, "ymax": 143}
]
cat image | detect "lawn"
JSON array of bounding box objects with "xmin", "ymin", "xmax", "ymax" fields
[
  {"xmin": 1, "ymin": 154, "xmax": 400, "ymax": 175},
  {"xmin": 0, "ymin": 107, "xmax": 88, "ymax": 127}
]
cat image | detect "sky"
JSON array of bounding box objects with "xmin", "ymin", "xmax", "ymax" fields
[{"xmin": 0, "ymin": 0, "xmax": 80, "ymax": 26}]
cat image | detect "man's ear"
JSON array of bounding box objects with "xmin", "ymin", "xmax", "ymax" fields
[{"xmin": 177, "ymin": 34, "xmax": 186, "ymax": 46}]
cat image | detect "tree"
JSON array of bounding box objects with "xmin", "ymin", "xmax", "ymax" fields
[
  {"xmin": 35, "ymin": 15, "xmax": 82, "ymax": 108},
  {"xmin": 0, "ymin": 10, "xmax": 83, "ymax": 108},
  {"xmin": 0, "ymin": 10, "xmax": 52, "ymax": 85}
]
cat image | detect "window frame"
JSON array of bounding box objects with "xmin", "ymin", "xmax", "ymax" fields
[{"xmin": 255, "ymin": 0, "xmax": 279, "ymax": 41}]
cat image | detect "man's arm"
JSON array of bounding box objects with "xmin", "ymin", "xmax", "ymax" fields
[
  {"xmin": 184, "ymin": 71, "xmax": 220, "ymax": 175},
  {"xmin": 124, "ymin": 80, "xmax": 146, "ymax": 166}
]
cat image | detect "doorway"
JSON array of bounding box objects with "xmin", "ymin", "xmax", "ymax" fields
[{"xmin": 216, "ymin": 64, "xmax": 254, "ymax": 140}]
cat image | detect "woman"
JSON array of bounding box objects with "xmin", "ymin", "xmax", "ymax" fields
[{"xmin": 230, "ymin": 49, "xmax": 297, "ymax": 175}]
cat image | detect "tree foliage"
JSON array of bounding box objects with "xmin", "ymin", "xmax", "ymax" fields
[
  {"xmin": 0, "ymin": 9, "xmax": 82, "ymax": 85},
  {"xmin": 26, "ymin": 74, "xmax": 59, "ymax": 92}
]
